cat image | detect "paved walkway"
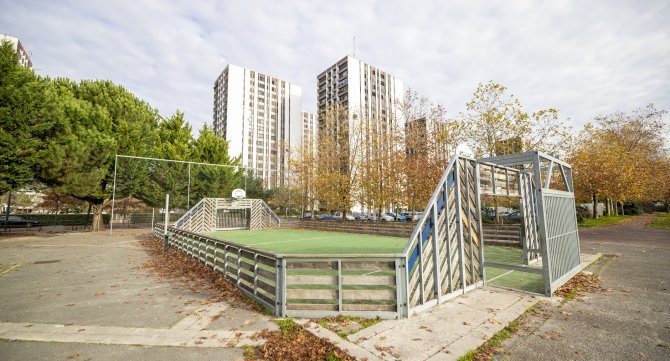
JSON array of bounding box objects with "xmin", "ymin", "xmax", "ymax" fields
[
  {"xmin": 501, "ymin": 214, "xmax": 670, "ymax": 360},
  {"xmin": 0, "ymin": 226, "xmax": 609, "ymax": 360},
  {"xmin": 0, "ymin": 231, "xmax": 276, "ymax": 360},
  {"xmin": 295, "ymin": 254, "xmax": 597, "ymax": 361}
]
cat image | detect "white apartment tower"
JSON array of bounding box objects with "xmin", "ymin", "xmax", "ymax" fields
[
  {"xmin": 0, "ymin": 34, "xmax": 32, "ymax": 70},
  {"xmin": 213, "ymin": 64, "xmax": 302, "ymax": 188},
  {"xmin": 301, "ymin": 111, "xmax": 317, "ymax": 151},
  {"xmin": 317, "ymin": 55, "xmax": 404, "ymax": 130}
]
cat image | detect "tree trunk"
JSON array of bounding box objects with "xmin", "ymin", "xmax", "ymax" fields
[
  {"xmin": 90, "ymin": 199, "xmax": 111, "ymax": 232},
  {"xmin": 592, "ymin": 193, "xmax": 598, "ymax": 219},
  {"xmin": 91, "ymin": 204, "xmax": 104, "ymax": 232}
]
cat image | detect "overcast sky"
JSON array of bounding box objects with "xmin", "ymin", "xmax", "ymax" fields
[{"xmin": 2, "ymin": 0, "xmax": 669, "ymax": 135}]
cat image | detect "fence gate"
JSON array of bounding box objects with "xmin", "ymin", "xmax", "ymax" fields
[{"xmin": 480, "ymin": 151, "xmax": 582, "ymax": 296}]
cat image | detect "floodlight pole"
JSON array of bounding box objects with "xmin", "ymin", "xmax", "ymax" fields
[
  {"xmin": 163, "ymin": 194, "xmax": 169, "ymax": 252},
  {"xmin": 151, "ymin": 208, "xmax": 155, "ymax": 230},
  {"xmin": 109, "ymin": 155, "xmax": 118, "ymax": 236}
]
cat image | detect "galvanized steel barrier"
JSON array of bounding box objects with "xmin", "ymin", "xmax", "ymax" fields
[
  {"xmin": 154, "ymin": 224, "xmax": 405, "ymax": 318},
  {"xmin": 154, "ymin": 151, "xmax": 581, "ymax": 318}
]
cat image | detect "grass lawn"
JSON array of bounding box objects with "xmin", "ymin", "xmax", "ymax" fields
[
  {"xmin": 648, "ymin": 212, "xmax": 670, "ymax": 230},
  {"xmin": 578, "ymin": 215, "xmax": 633, "ymax": 228}
]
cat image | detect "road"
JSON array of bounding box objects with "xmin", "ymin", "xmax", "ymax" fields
[{"xmin": 502, "ymin": 214, "xmax": 670, "ymax": 360}]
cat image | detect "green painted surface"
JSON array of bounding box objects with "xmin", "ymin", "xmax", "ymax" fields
[
  {"xmin": 484, "ymin": 246, "xmax": 544, "ymax": 294},
  {"xmin": 207, "ymin": 228, "xmax": 544, "ymax": 293},
  {"xmin": 207, "ymin": 229, "xmax": 408, "ymax": 254}
]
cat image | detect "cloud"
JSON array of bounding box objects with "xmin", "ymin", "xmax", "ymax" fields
[{"xmin": 1, "ymin": 0, "xmax": 668, "ymax": 136}]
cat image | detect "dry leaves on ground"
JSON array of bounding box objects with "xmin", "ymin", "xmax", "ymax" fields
[
  {"xmin": 555, "ymin": 273, "xmax": 604, "ymax": 298},
  {"xmin": 247, "ymin": 321, "xmax": 357, "ymax": 361},
  {"xmin": 139, "ymin": 236, "xmax": 261, "ymax": 311}
]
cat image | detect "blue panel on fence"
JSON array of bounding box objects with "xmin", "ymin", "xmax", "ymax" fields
[
  {"xmin": 408, "ymin": 243, "xmax": 420, "ymax": 272},
  {"xmin": 447, "ymin": 171, "xmax": 455, "ymax": 189},
  {"xmin": 421, "ymin": 218, "xmax": 433, "ymax": 243}
]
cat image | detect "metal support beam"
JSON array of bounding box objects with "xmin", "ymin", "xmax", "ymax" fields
[
  {"xmin": 431, "ymin": 202, "xmax": 442, "ymax": 303},
  {"xmin": 454, "ymin": 158, "xmax": 467, "ymax": 291}
]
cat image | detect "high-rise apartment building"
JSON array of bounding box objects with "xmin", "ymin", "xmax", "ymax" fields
[
  {"xmin": 213, "ymin": 64, "xmax": 302, "ymax": 188},
  {"xmin": 301, "ymin": 111, "xmax": 317, "ymax": 151},
  {"xmin": 0, "ymin": 34, "xmax": 32, "ymax": 70},
  {"xmin": 405, "ymin": 117, "xmax": 454, "ymax": 161},
  {"xmin": 317, "ymin": 55, "xmax": 404, "ymax": 129},
  {"xmin": 316, "ymin": 56, "xmax": 404, "ymax": 212}
]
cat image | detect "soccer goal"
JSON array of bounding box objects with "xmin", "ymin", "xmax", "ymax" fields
[{"xmin": 174, "ymin": 198, "xmax": 280, "ymax": 233}]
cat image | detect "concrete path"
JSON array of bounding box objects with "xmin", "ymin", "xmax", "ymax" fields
[
  {"xmin": 292, "ymin": 253, "xmax": 597, "ymax": 361},
  {"xmin": 0, "ymin": 226, "xmax": 612, "ymax": 360},
  {"xmin": 0, "ymin": 231, "xmax": 276, "ymax": 361},
  {"xmin": 501, "ymin": 214, "xmax": 670, "ymax": 360}
]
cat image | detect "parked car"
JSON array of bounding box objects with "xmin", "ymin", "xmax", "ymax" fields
[
  {"xmin": 380, "ymin": 212, "xmax": 396, "ymax": 222},
  {"xmin": 367, "ymin": 213, "xmax": 379, "ymax": 221},
  {"xmin": 0, "ymin": 215, "xmax": 41, "ymax": 228},
  {"xmin": 395, "ymin": 213, "xmax": 408, "ymax": 222},
  {"xmin": 502, "ymin": 210, "xmax": 523, "ymax": 223},
  {"xmin": 411, "ymin": 212, "xmax": 423, "ymax": 221},
  {"xmin": 303, "ymin": 212, "xmax": 312, "ymax": 220},
  {"xmin": 333, "ymin": 212, "xmax": 355, "ymax": 221},
  {"xmin": 316, "ymin": 213, "xmax": 334, "ymax": 220}
]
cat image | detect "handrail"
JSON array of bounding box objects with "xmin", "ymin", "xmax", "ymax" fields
[
  {"xmin": 260, "ymin": 200, "xmax": 281, "ymax": 224},
  {"xmin": 174, "ymin": 198, "xmax": 206, "ymax": 228}
]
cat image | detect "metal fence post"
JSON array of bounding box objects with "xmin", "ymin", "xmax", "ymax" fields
[
  {"xmin": 454, "ymin": 158, "xmax": 467, "ymax": 292},
  {"xmin": 163, "ymin": 194, "xmax": 170, "ymax": 252},
  {"xmin": 337, "ymin": 260, "xmax": 343, "ymax": 312},
  {"xmin": 394, "ymin": 256, "xmax": 407, "ymax": 318},
  {"xmin": 431, "ymin": 202, "xmax": 442, "ymax": 303}
]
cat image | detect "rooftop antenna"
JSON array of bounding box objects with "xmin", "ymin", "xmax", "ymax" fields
[{"xmin": 353, "ymin": 36, "xmax": 356, "ymax": 57}]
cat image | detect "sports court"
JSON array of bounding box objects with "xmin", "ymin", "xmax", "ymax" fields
[{"xmin": 207, "ymin": 228, "xmax": 544, "ymax": 293}]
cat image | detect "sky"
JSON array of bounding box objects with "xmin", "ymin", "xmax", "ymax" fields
[{"xmin": 1, "ymin": 0, "xmax": 669, "ymax": 136}]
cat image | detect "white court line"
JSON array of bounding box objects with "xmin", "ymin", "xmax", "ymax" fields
[
  {"xmin": 488, "ymin": 270, "xmax": 514, "ymax": 282},
  {"xmin": 363, "ymin": 269, "xmax": 382, "ymax": 276},
  {"xmin": 252, "ymin": 234, "xmax": 355, "ymax": 246}
]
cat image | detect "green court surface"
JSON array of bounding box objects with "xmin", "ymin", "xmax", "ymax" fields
[
  {"xmin": 207, "ymin": 229, "xmax": 544, "ymax": 293},
  {"xmin": 484, "ymin": 246, "xmax": 544, "ymax": 294},
  {"xmin": 207, "ymin": 229, "xmax": 408, "ymax": 255}
]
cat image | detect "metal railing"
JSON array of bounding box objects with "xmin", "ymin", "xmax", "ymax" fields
[{"xmin": 155, "ymin": 224, "xmax": 405, "ymax": 318}]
